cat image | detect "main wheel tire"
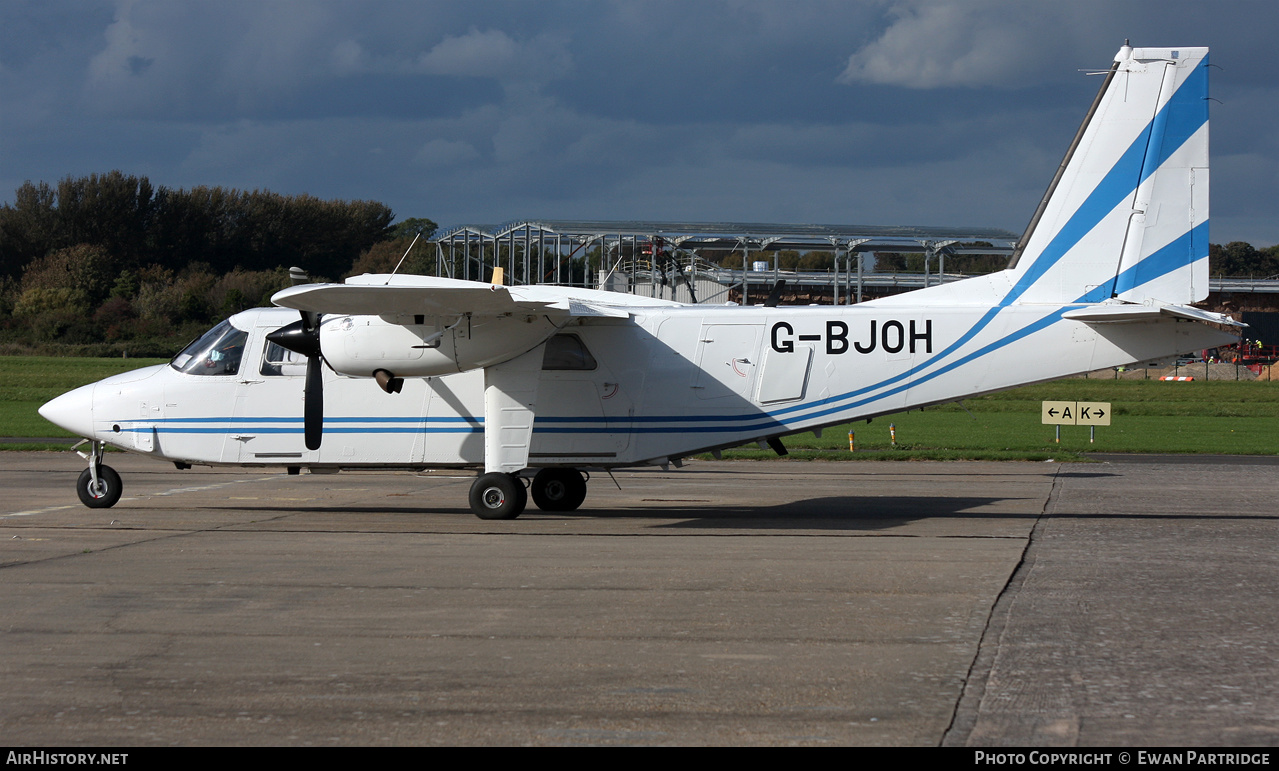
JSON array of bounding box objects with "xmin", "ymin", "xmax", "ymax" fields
[
  {"xmin": 469, "ymin": 472, "xmax": 527, "ymax": 520},
  {"xmin": 77, "ymin": 465, "xmax": 123, "ymax": 509},
  {"xmin": 531, "ymin": 468, "xmax": 587, "ymax": 512}
]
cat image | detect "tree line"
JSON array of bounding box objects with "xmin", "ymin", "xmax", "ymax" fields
[
  {"xmin": 0, "ymin": 171, "xmax": 435, "ymax": 356},
  {"xmin": 0, "ymin": 171, "xmax": 405, "ymax": 280},
  {"xmin": 1210, "ymin": 241, "xmax": 1279, "ymax": 278}
]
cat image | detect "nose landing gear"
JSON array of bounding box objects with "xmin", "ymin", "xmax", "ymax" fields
[
  {"xmin": 77, "ymin": 464, "xmax": 122, "ymax": 508},
  {"xmin": 73, "ymin": 440, "xmax": 123, "ymax": 509}
]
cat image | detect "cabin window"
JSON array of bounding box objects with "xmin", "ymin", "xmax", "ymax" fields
[
  {"xmin": 542, "ymin": 334, "xmax": 597, "ymax": 371},
  {"xmin": 170, "ymin": 320, "xmax": 249, "ymax": 376},
  {"xmin": 260, "ymin": 339, "xmax": 308, "ymax": 377}
]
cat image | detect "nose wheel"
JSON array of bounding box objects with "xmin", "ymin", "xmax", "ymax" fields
[
  {"xmin": 77, "ymin": 465, "xmax": 122, "ymax": 508},
  {"xmin": 72, "ymin": 440, "xmax": 123, "ymax": 509}
]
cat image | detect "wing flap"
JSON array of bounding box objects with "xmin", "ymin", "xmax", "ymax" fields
[{"xmin": 550, "ymin": 299, "xmax": 632, "ymax": 318}]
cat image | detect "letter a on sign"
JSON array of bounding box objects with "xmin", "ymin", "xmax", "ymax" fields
[{"xmin": 1042, "ymin": 401, "xmax": 1076, "ymax": 425}]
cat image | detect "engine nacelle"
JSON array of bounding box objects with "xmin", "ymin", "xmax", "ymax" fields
[{"xmin": 318, "ymin": 312, "xmax": 562, "ymax": 378}]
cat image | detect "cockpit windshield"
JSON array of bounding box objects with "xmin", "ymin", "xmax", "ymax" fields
[{"xmin": 170, "ymin": 319, "xmax": 249, "ymax": 376}]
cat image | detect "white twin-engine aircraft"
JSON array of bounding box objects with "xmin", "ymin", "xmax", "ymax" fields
[{"xmin": 41, "ymin": 44, "xmax": 1239, "ymax": 519}]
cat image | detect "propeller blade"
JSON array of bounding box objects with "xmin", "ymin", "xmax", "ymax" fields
[
  {"xmin": 267, "ymin": 315, "xmax": 325, "ymax": 450},
  {"xmin": 304, "ymin": 353, "xmax": 323, "ymax": 450}
]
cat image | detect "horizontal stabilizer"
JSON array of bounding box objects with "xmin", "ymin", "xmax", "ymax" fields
[{"xmin": 1063, "ymin": 303, "xmax": 1243, "ymax": 326}]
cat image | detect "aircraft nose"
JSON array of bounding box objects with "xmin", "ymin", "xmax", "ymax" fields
[{"xmin": 38, "ymin": 383, "xmax": 96, "ymax": 438}]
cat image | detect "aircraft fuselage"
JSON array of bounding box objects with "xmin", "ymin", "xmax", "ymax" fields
[{"xmin": 44, "ymin": 299, "xmax": 1232, "ymax": 472}]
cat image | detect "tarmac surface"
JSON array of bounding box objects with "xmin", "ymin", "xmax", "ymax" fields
[{"xmin": 1, "ymin": 452, "xmax": 1277, "ymax": 746}]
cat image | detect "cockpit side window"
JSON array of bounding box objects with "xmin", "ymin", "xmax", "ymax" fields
[
  {"xmin": 542, "ymin": 333, "xmax": 598, "ymax": 371},
  {"xmin": 170, "ymin": 320, "xmax": 249, "ymax": 377},
  {"xmin": 260, "ymin": 339, "xmax": 307, "ymax": 377}
]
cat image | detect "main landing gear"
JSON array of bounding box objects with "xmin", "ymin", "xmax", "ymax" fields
[
  {"xmin": 73, "ymin": 440, "xmax": 123, "ymax": 509},
  {"xmin": 468, "ymin": 468, "xmax": 588, "ymax": 520}
]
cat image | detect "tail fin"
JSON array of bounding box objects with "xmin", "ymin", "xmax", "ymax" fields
[{"xmin": 1009, "ymin": 44, "xmax": 1209, "ymax": 305}]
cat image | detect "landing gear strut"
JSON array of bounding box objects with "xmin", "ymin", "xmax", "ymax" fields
[{"xmin": 74, "ymin": 440, "xmax": 122, "ymax": 509}]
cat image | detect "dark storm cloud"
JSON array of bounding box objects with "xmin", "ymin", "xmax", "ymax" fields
[{"xmin": 1, "ymin": 0, "xmax": 1274, "ymax": 244}]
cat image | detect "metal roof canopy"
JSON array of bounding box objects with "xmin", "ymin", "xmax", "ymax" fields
[
  {"xmin": 427, "ymin": 219, "xmax": 1022, "ymax": 304},
  {"xmin": 433, "ymin": 219, "xmax": 1020, "ymax": 252}
]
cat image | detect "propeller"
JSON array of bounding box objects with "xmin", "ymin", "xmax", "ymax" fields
[{"xmin": 267, "ymin": 309, "xmax": 325, "ymax": 451}]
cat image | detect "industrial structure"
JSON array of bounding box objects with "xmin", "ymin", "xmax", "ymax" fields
[
  {"xmin": 428, "ymin": 220, "xmax": 1020, "ymax": 304},
  {"xmin": 425, "ymin": 220, "xmax": 1279, "ymax": 322}
]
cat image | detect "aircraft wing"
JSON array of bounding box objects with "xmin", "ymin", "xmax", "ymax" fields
[{"xmin": 273, "ymin": 274, "xmax": 683, "ymax": 319}]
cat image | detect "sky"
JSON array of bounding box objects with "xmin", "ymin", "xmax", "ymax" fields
[{"xmin": 2, "ymin": 0, "xmax": 1275, "ymax": 246}]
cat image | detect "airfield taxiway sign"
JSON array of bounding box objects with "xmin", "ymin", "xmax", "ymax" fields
[{"xmin": 1042, "ymin": 401, "xmax": 1111, "ymax": 426}]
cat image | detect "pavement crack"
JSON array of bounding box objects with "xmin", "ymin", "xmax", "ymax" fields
[{"xmin": 941, "ymin": 464, "xmax": 1064, "ymax": 747}]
